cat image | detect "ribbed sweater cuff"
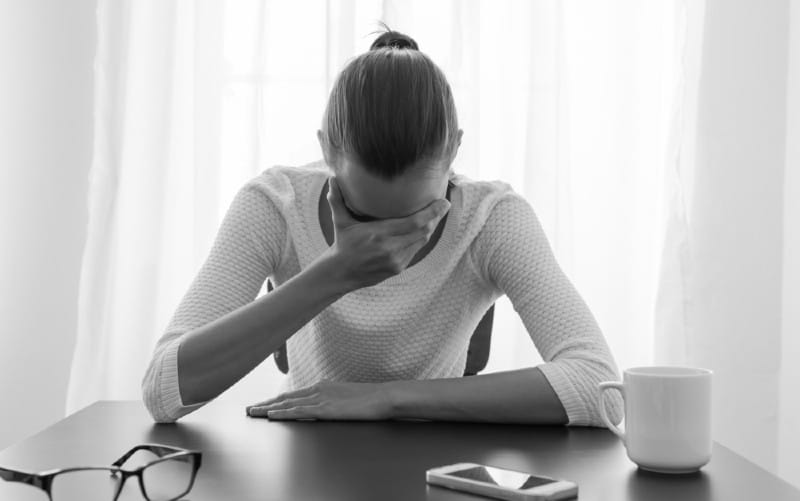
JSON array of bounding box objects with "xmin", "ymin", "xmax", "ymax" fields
[
  {"xmin": 158, "ymin": 338, "xmax": 207, "ymax": 421},
  {"xmin": 537, "ymin": 362, "xmax": 591, "ymax": 426}
]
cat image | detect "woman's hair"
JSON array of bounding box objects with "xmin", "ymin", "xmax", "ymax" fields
[{"xmin": 320, "ymin": 23, "xmax": 459, "ymax": 181}]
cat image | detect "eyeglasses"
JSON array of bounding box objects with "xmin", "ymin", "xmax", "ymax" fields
[{"xmin": 0, "ymin": 443, "xmax": 202, "ymax": 501}]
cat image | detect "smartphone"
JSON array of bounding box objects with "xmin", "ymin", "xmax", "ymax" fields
[{"xmin": 426, "ymin": 462, "xmax": 578, "ymax": 501}]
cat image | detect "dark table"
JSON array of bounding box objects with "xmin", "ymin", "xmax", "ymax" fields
[{"xmin": 1, "ymin": 400, "xmax": 798, "ymax": 500}]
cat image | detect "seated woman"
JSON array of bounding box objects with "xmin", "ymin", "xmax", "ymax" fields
[{"xmin": 141, "ymin": 27, "xmax": 624, "ymax": 427}]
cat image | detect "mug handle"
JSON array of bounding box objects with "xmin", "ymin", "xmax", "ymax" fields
[{"xmin": 598, "ymin": 381, "xmax": 626, "ymax": 444}]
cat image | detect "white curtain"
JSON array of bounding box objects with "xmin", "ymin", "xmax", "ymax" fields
[{"xmin": 64, "ymin": 0, "xmax": 799, "ymax": 487}]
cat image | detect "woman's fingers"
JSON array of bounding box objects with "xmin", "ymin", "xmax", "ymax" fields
[
  {"xmin": 246, "ymin": 386, "xmax": 318, "ymax": 413},
  {"xmin": 382, "ymin": 198, "xmax": 450, "ymax": 236},
  {"xmin": 326, "ymin": 176, "xmax": 358, "ymax": 227},
  {"xmin": 247, "ymin": 381, "xmax": 391, "ymax": 421},
  {"xmin": 248, "ymin": 394, "xmax": 318, "ymax": 416},
  {"xmin": 388, "ymin": 206, "xmax": 447, "ymax": 258},
  {"xmin": 389, "ymin": 229, "xmax": 431, "ymax": 257},
  {"xmin": 263, "ymin": 404, "xmax": 326, "ymax": 421}
]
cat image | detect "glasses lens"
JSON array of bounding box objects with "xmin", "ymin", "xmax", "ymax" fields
[
  {"xmin": 142, "ymin": 456, "xmax": 195, "ymax": 501},
  {"xmin": 51, "ymin": 469, "xmax": 119, "ymax": 501}
]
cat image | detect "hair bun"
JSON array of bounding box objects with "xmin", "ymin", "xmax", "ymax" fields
[{"xmin": 369, "ymin": 30, "xmax": 419, "ymax": 51}]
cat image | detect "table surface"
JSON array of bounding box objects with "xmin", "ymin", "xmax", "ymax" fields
[{"xmin": 0, "ymin": 400, "xmax": 798, "ymax": 501}]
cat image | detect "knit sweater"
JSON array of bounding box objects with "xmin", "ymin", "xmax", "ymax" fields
[{"xmin": 141, "ymin": 159, "xmax": 624, "ymax": 426}]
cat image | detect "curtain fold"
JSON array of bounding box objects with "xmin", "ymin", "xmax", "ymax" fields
[
  {"xmin": 654, "ymin": 0, "xmax": 703, "ymax": 381},
  {"xmin": 67, "ymin": 0, "xmax": 186, "ymax": 412}
]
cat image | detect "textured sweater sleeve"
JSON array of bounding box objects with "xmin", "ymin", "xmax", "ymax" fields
[
  {"xmin": 473, "ymin": 191, "xmax": 624, "ymax": 427},
  {"xmin": 141, "ymin": 180, "xmax": 286, "ymax": 423}
]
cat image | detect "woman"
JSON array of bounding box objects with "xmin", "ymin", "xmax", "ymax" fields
[{"xmin": 141, "ymin": 28, "xmax": 624, "ymax": 427}]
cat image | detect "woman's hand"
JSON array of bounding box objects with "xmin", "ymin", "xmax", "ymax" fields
[
  {"xmin": 245, "ymin": 379, "xmax": 394, "ymax": 421},
  {"xmin": 322, "ymin": 176, "xmax": 450, "ymax": 290}
]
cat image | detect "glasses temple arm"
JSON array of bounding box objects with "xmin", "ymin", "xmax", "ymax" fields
[
  {"xmin": 111, "ymin": 444, "xmax": 186, "ymax": 467},
  {"xmin": 0, "ymin": 466, "xmax": 46, "ymax": 489}
]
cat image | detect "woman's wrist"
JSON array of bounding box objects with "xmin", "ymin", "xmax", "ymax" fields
[
  {"xmin": 313, "ymin": 247, "xmax": 364, "ymax": 295},
  {"xmin": 383, "ymin": 379, "xmax": 413, "ymax": 420}
]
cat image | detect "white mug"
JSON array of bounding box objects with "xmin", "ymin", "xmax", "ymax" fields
[{"xmin": 598, "ymin": 366, "xmax": 713, "ymax": 474}]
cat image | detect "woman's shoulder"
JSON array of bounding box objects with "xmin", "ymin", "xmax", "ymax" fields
[
  {"xmin": 252, "ymin": 158, "xmax": 327, "ymax": 188},
  {"xmin": 452, "ymin": 171, "xmax": 527, "ymax": 224},
  {"xmin": 244, "ymin": 159, "xmax": 328, "ymax": 206},
  {"xmin": 452, "ymin": 172, "xmax": 542, "ymax": 264}
]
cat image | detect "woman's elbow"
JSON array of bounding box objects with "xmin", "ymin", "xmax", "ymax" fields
[
  {"xmin": 587, "ymin": 362, "xmax": 624, "ymax": 427},
  {"xmin": 564, "ymin": 358, "xmax": 623, "ymax": 428},
  {"xmin": 148, "ymin": 408, "xmax": 181, "ymax": 424},
  {"xmin": 146, "ymin": 400, "xmax": 181, "ymax": 423},
  {"xmin": 596, "ymin": 384, "xmax": 624, "ymax": 427},
  {"xmin": 141, "ymin": 366, "xmax": 182, "ymax": 424}
]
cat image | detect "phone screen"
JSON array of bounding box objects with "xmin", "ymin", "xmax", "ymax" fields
[{"xmin": 446, "ymin": 465, "xmax": 558, "ymax": 490}]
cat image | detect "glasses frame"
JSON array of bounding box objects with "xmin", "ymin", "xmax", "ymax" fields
[{"xmin": 0, "ymin": 443, "xmax": 202, "ymax": 501}]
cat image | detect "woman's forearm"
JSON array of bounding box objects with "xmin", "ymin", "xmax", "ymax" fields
[
  {"xmin": 387, "ymin": 367, "xmax": 569, "ymax": 425},
  {"xmin": 177, "ymin": 251, "xmax": 355, "ymax": 406}
]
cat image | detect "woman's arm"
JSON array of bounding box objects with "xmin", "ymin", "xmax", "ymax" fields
[
  {"xmin": 463, "ymin": 191, "xmax": 624, "ymax": 427},
  {"xmin": 247, "ymin": 368, "xmax": 567, "ymax": 423},
  {"xmin": 142, "ymin": 180, "xmax": 355, "ymax": 422},
  {"xmin": 387, "ymin": 367, "xmax": 568, "ymax": 424},
  {"xmin": 142, "ymin": 179, "xmax": 360, "ymax": 423},
  {"xmin": 144, "ymin": 174, "xmax": 450, "ymax": 423},
  {"xmin": 175, "ymin": 253, "xmax": 352, "ymax": 408},
  {"xmin": 141, "ymin": 181, "xmax": 307, "ymax": 423},
  {"xmin": 386, "ymin": 192, "xmax": 623, "ymax": 426}
]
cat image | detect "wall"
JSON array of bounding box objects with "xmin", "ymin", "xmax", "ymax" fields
[
  {"xmin": 779, "ymin": 0, "xmax": 800, "ymax": 490},
  {"xmin": 0, "ymin": 0, "xmax": 95, "ymax": 449}
]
